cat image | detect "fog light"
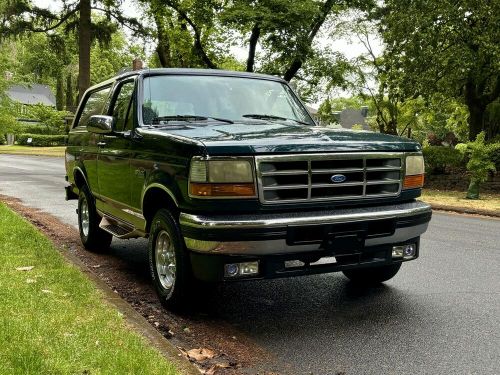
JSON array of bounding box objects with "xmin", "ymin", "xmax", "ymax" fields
[
  {"xmin": 403, "ymin": 244, "xmax": 416, "ymax": 259},
  {"xmin": 392, "ymin": 245, "xmax": 404, "ymax": 258},
  {"xmin": 224, "ymin": 261, "xmax": 259, "ymax": 277},
  {"xmin": 225, "ymin": 263, "xmax": 239, "ymax": 277},
  {"xmin": 392, "ymin": 244, "xmax": 416, "ymax": 259}
]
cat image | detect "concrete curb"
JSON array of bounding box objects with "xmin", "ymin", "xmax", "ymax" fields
[
  {"xmin": 430, "ymin": 203, "xmax": 500, "ymax": 218},
  {"xmin": 59, "ymin": 248, "xmax": 201, "ymax": 375}
]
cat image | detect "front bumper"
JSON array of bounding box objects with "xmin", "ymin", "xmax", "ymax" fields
[{"xmin": 180, "ymin": 200, "xmax": 431, "ymax": 255}]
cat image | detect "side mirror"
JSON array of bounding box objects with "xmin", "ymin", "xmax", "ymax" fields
[{"xmin": 87, "ymin": 115, "xmax": 114, "ymax": 134}]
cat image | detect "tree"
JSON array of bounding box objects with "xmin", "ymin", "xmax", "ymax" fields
[
  {"xmin": 378, "ymin": 0, "xmax": 500, "ymax": 141},
  {"xmin": 140, "ymin": 0, "xmax": 372, "ymax": 100},
  {"xmin": 1, "ymin": 0, "xmax": 145, "ymax": 99}
]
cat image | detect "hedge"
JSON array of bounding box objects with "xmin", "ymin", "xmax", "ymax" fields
[
  {"xmin": 16, "ymin": 134, "xmax": 67, "ymax": 147},
  {"xmin": 15, "ymin": 124, "xmax": 62, "ymax": 135},
  {"xmin": 0, "ymin": 134, "xmax": 5, "ymax": 145},
  {"xmin": 422, "ymin": 146, "xmax": 464, "ymax": 174}
]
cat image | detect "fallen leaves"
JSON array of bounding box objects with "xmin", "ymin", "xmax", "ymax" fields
[
  {"xmin": 15, "ymin": 266, "xmax": 34, "ymax": 271},
  {"xmin": 203, "ymin": 362, "xmax": 232, "ymax": 375},
  {"xmin": 186, "ymin": 348, "xmax": 216, "ymax": 362}
]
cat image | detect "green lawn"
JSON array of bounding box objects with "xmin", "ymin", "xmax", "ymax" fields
[
  {"xmin": 0, "ymin": 203, "xmax": 179, "ymax": 375},
  {"xmin": 0, "ymin": 145, "xmax": 66, "ymax": 157},
  {"xmin": 421, "ymin": 189, "xmax": 500, "ymax": 214}
]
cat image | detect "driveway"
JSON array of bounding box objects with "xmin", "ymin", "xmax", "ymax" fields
[{"xmin": 1, "ymin": 154, "xmax": 499, "ymax": 374}]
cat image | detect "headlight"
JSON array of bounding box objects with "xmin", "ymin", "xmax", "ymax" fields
[
  {"xmin": 403, "ymin": 154, "xmax": 424, "ymax": 189},
  {"xmin": 189, "ymin": 158, "xmax": 256, "ymax": 198}
]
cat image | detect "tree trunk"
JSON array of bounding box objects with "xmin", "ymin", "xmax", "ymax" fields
[
  {"xmin": 65, "ymin": 74, "xmax": 75, "ymax": 112},
  {"xmin": 56, "ymin": 75, "xmax": 64, "ymax": 111},
  {"xmin": 78, "ymin": 0, "xmax": 91, "ymax": 101},
  {"xmin": 154, "ymin": 13, "xmax": 171, "ymax": 68},
  {"xmin": 246, "ymin": 24, "xmax": 260, "ymax": 72},
  {"xmin": 467, "ymin": 102, "xmax": 485, "ymax": 141},
  {"xmin": 464, "ymin": 80, "xmax": 486, "ymax": 141}
]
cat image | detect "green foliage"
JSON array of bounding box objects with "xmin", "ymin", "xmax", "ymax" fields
[
  {"xmin": 0, "ymin": 134, "xmax": 6, "ymax": 145},
  {"xmin": 16, "ymin": 134, "xmax": 68, "ymax": 146},
  {"xmin": 456, "ymin": 132, "xmax": 498, "ymax": 198},
  {"xmin": 379, "ymin": 0, "xmax": 500, "ymax": 141},
  {"xmin": 26, "ymin": 105, "xmax": 70, "ymax": 134},
  {"xmin": 422, "ymin": 146, "xmax": 464, "ymax": 174}
]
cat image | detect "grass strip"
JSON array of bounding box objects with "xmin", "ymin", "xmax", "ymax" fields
[
  {"xmin": 421, "ymin": 189, "xmax": 500, "ymax": 214},
  {"xmin": 0, "ymin": 203, "xmax": 179, "ymax": 375},
  {"xmin": 0, "ymin": 145, "xmax": 66, "ymax": 157}
]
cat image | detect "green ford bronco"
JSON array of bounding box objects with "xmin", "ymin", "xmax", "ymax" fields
[{"xmin": 65, "ymin": 68, "xmax": 432, "ymax": 308}]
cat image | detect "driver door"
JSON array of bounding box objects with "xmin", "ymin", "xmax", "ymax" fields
[{"xmin": 96, "ymin": 79, "xmax": 136, "ymax": 219}]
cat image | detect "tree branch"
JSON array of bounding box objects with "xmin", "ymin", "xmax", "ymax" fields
[
  {"xmin": 91, "ymin": 7, "xmax": 149, "ymax": 36},
  {"xmin": 283, "ymin": 0, "xmax": 335, "ymax": 81},
  {"xmin": 161, "ymin": 0, "xmax": 217, "ymax": 69},
  {"xmin": 21, "ymin": 6, "xmax": 79, "ymax": 33}
]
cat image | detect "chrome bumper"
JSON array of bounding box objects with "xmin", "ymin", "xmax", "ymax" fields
[{"xmin": 180, "ymin": 200, "xmax": 431, "ymax": 255}]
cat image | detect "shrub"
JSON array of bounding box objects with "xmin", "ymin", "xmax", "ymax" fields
[
  {"xmin": 16, "ymin": 134, "xmax": 67, "ymax": 147},
  {"xmin": 456, "ymin": 132, "xmax": 498, "ymax": 199},
  {"xmin": 422, "ymin": 145, "xmax": 464, "ymax": 174},
  {"xmin": 24, "ymin": 104, "xmax": 70, "ymax": 134},
  {"xmin": 0, "ymin": 134, "xmax": 5, "ymax": 145},
  {"xmin": 15, "ymin": 123, "xmax": 61, "ymax": 135}
]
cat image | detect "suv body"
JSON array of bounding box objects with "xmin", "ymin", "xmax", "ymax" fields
[{"xmin": 65, "ymin": 68, "xmax": 431, "ymax": 307}]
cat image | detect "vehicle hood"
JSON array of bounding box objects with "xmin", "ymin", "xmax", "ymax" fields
[{"xmin": 152, "ymin": 122, "xmax": 421, "ymax": 154}]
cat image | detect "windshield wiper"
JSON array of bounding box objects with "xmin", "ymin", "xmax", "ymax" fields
[
  {"xmin": 151, "ymin": 115, "xmax": 207, "ymax": 124},
  {"xmin": 151, "ymin": 115, "xmax": 233, "ymax": 125},
  {"xmin": 242, "ymin": 114, "xmax": 309, "ymax": 125}
]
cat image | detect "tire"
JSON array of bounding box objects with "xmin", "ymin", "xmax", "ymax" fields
[
  {"xmin": 78, "ymin": 185, "xmax": 112, "ymax": 251},
  {"xmin": 342, "ymin": 263, "xmax": 402, "ymax": 285},
  {"xmin": 148, "ymin": 208, "xmax": 193, "ymax": 310}
]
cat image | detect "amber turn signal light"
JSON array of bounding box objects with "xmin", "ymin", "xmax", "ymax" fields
[
  {"xmin": 403, "ymin": 174, "xmax": 424, "ymax": 189},
  {"xmin": 189, "ymin": 183, "xmax": 256, "ymax": 197}
]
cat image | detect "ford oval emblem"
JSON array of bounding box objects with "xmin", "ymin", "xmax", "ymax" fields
[{"xmin": 331, "ymin": 174, "xmax": 347, "ymax": 183}]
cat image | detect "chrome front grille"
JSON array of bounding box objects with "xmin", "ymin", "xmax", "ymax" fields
[{"xmin": 256, "ymin": 153, "xmax": 403, "ymax": 204}]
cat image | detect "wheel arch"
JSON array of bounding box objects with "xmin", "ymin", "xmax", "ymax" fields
[
  {"xmin": 142, "ymin": 184, "xmax": 179, "ymax": 233},
  {"xmin": 74, "ymin": 167, "xmax": 89, "ymax": 190}
]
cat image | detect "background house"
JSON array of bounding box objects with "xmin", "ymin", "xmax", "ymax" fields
[
  {"xmin": 3, "ymin": 84, "xmax": 57, "ymax": 144},
  {"xmin": 6, "ymin": 84, "xmax": 56, "ymax": 114},
  {"xmin": 332, "ymin": 106, "xmax": 370, "ymax": 130}
]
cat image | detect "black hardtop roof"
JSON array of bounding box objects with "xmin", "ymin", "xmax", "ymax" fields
[{"xmin": 87, "ymin": 68, "xmax": 286, "ymax": 92}]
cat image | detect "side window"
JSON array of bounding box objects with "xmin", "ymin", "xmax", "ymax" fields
[
  {"xmin": 112, "ymin": 81, "xmax": 135, "ymax": 132},
  {"xmin": 76, "ymin": 86, "xmax": 111, "ymax": 127}
]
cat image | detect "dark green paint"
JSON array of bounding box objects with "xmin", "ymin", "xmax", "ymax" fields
[{"xmin": 66, "ymin": 69, "xmax": 422, "ymax": 230}]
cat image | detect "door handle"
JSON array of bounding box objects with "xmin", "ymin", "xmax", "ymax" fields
[{"xmin": 97, "ymin": 142, "xmax": 107, "ymax": 146}]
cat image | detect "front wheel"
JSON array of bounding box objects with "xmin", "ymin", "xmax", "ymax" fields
[
  {"xmin": 78, "ymin": 185, "xmax": 112, "ymax": 251},
  {"xmin": 342, "ymin": 263, "xmax": 402, "ymax": 285},
  {"xmin": 148, "ymin": 209, "xmax": 193, "ymax": 310}
]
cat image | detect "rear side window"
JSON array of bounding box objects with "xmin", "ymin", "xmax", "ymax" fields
[{"xmin": 76, "ymin": 86, "xmax": 112, "ymax": 127}]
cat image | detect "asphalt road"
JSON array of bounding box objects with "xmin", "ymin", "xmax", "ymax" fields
[{"xmin": 1, "ymin": 154, "xmax": 499, "ymax": 375}]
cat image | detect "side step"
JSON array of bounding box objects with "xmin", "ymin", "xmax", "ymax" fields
[{"xmin": 99, "ymin": 216, "xmax": 141, "ymax": 239}]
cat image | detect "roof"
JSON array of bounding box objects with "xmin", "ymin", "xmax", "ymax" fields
[
  {"xmin": 87, "ymin": 68, "xmax": 286, "ymax": 93},
  {"xmin": 6, "ymin": 84, "xmax": 56, "ymax": 106}
]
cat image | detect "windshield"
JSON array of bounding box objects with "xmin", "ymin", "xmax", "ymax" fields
[{"xmin": 141, "ymin": 75, "xmax": 314, "ymax": 126}]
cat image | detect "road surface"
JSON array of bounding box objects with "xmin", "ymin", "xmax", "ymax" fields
[{"xmin": 1, "ymin": 154, "xmax": 499, "ymax": 374}]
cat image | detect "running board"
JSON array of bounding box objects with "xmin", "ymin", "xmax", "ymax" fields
[{"xmin": 99, "ymin": 216, "xmax": 141, "ymax": 239}]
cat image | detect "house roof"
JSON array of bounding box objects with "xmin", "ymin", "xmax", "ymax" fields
[{"xmin": 6, "ymin": 84, "xmax": 56, "ymax": 106}]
